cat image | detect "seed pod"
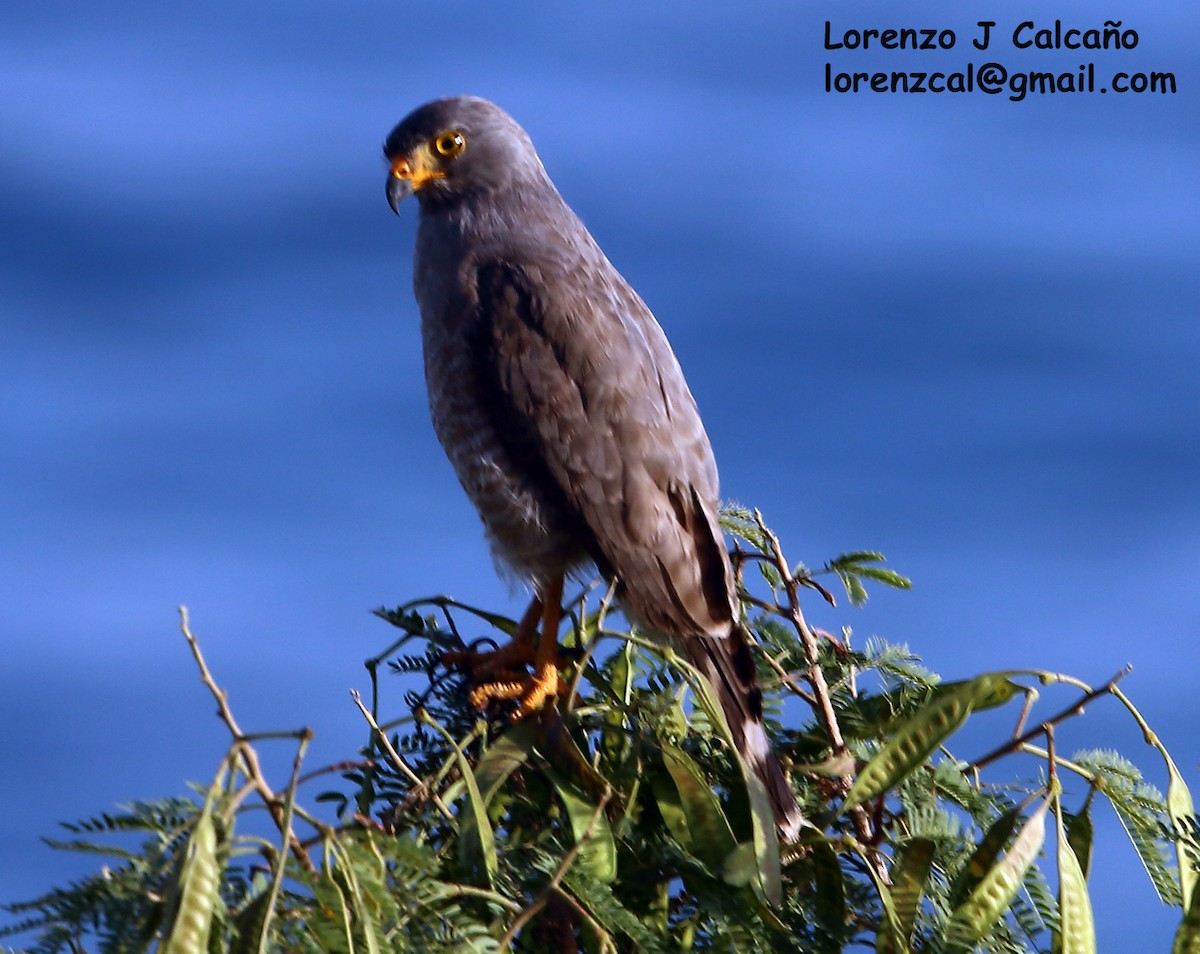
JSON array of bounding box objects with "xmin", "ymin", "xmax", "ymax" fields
[
  {"xmin": 1055, "ymin": 794, "xmax": 1096, "ymax": 954},
  {"xmin": 943, "ymin": 798, "xmax": 1048, "ymax": 953},
  {"xmin": 162, "ymin": 808, "xmax": 220, "ymax": 954},
  {"xmin": 843, "ymin": 675, "xmax": 1014, "ymax": 811}
]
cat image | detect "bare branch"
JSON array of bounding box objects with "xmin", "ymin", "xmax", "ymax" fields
[
  {"xmin": 967, "ymin": 667, "xmax": 1132, "ymax": 773},
  {"xmin": 350, "ymin": 688, "xmax": 456, "ymax": 823},
  {"xmin": 178, "ymin": 606, "xmax": 315, "ymax": 871}
]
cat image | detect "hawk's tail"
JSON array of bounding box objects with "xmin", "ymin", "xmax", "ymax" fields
[{"xmin": 682, "ymin": 625, "xmax": 804, "ymax": 842}]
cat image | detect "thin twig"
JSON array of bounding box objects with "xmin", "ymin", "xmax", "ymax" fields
[
  {"xmin": 440, "ymin": 882, "xmax": 525, "ymax": 913},
  {"xmin": 439, "ymin": 603, "xmax": 461, "ymax": 641},
  {"xmin": 253, "ymin": 727, "xmax": 312, "ymax": 951},
  {"xmin": 1018, "ymin": 744, "xmax": 1099, "ymax": 783},
  {"xmin": 1012, "ymin": 683, "xmax": 1039, "ymax": 738},
  {"xmin": 564, "ymin": 578, "xmax": 618, "ymax": 712},
  {"xmin": 751, "ymin": 511, "xmax": 881, "ymax": 868},
  {"xmin": 296, "ymin": 759, "xmax": 374, "ymax": 787},
  {"xmin": 966, "ymin": 667, "xmax": 1132, "ymax": 773},
  {"xmin": 733, "ymin": 548, "xmax": 838, "ymax": 605},
  {"xmin": 178, "ymin": 606, "xmax": 314, "ymax": 871},
  {"xmin": 753, "ymin": 511, "xmax": 846, "ymax": 753},
  {"xmin": 349, "ymin": 689, "xmax": 456, "ymax": 823},
  {"xmin": 740, "ymin": 591, "xmax": 785, "ymax": 615},
  {"xmin": 295, "ymin": 815, "xmax": 387, "ymax": 853},
  {"xmin": 758, "ymin": 652, "xmax": 818, "ymax": 705},
  {"xmin": 803, "ymin": 575, "xmax": 839, "ymax": 607}
]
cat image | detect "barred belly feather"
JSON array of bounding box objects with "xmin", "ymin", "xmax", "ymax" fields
[{"xmin": 422, "ymin": 313, "xmax": 587, "ymax": 585}]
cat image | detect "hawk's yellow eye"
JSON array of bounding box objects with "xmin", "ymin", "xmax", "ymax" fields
[{"xmin": 434, "ymin": 131, "xmax": 466, "ymax": 158}]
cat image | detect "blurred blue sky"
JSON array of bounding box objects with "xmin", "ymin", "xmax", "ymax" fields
[{"xmin": 2, "ymin": 2, "xmax": 1197, "ymax": 948}]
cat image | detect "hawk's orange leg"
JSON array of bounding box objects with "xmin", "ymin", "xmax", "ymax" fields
[
  {"xmin": 443, "ymin": 596, "xmax": 543, "ymax": 675},
  {"xmin": 447, "ymin": 575, "xmax": 568, "ymax": 718}
]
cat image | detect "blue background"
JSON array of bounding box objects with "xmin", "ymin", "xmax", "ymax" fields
[{"xmin": 2, "ymin": 2, "xmax": 1196, "ymax": 948}]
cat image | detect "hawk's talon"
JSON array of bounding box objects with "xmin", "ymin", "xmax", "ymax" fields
[
  {"xmin": 445, "ymin": 579, "xmax": 566, "ymax": 720},
  {"xmin": 466, "ymin": 665, "xmax": 569, "ymax": 717},
  {"xmin": 511, "ymin": 665, "xmax": 566, "ymax": 720}
]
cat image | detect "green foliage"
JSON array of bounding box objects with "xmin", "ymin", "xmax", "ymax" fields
[{"xmin": 3, "ymin": 511, "xmax": 1195, "ymax": 952}]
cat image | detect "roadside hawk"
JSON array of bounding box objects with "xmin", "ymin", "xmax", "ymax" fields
[{"xmin": 384, "ymin": 96, "xmax": 802, "ymax": 838}]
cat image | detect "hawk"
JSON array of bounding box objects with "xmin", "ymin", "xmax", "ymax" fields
[{"xmin": 384, "ymin": 96, "xmax": 801, "ymax": 838}]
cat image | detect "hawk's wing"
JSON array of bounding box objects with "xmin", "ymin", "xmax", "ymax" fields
[
  {"xmin": 467, "ymin": 258, "xmax": 736, "ymax": 639},
  {"xmin": 466, "ymin": 255, "xmax": 803, "ymax": 841}
]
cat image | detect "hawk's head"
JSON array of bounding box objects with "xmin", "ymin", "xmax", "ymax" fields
[{"xmin": 383, "ymin": 96, "xmax": 544, "ymax": 213}]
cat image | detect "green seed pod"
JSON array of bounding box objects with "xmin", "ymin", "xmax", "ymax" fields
[
  {"xmin": 162, "ymin": 809, "xmax": 220, "ymax": 954},
  {"xmin": 943, "ymin": 798, "xmax": 1048, "ymax": 953},
  {"xmin": 1055, "ymin": 795, "xmax": 1097, "ymax": 954},
  {"xmin": 844, "ymin": 674, "xmax": 1013, "ymax": 811}
]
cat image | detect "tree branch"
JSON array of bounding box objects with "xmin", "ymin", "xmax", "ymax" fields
[
  {"xmin": 966, "ymin": 666, "xmax": 1132, "ymax": 773},
  {"xmin": 178, "ymin": 606, "xmax": 314, "ymax": 871}
]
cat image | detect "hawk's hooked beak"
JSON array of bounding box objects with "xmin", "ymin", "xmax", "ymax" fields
[{"xmin": 386, "ymin": 146, "xmax": 445, "ymax": 214}]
